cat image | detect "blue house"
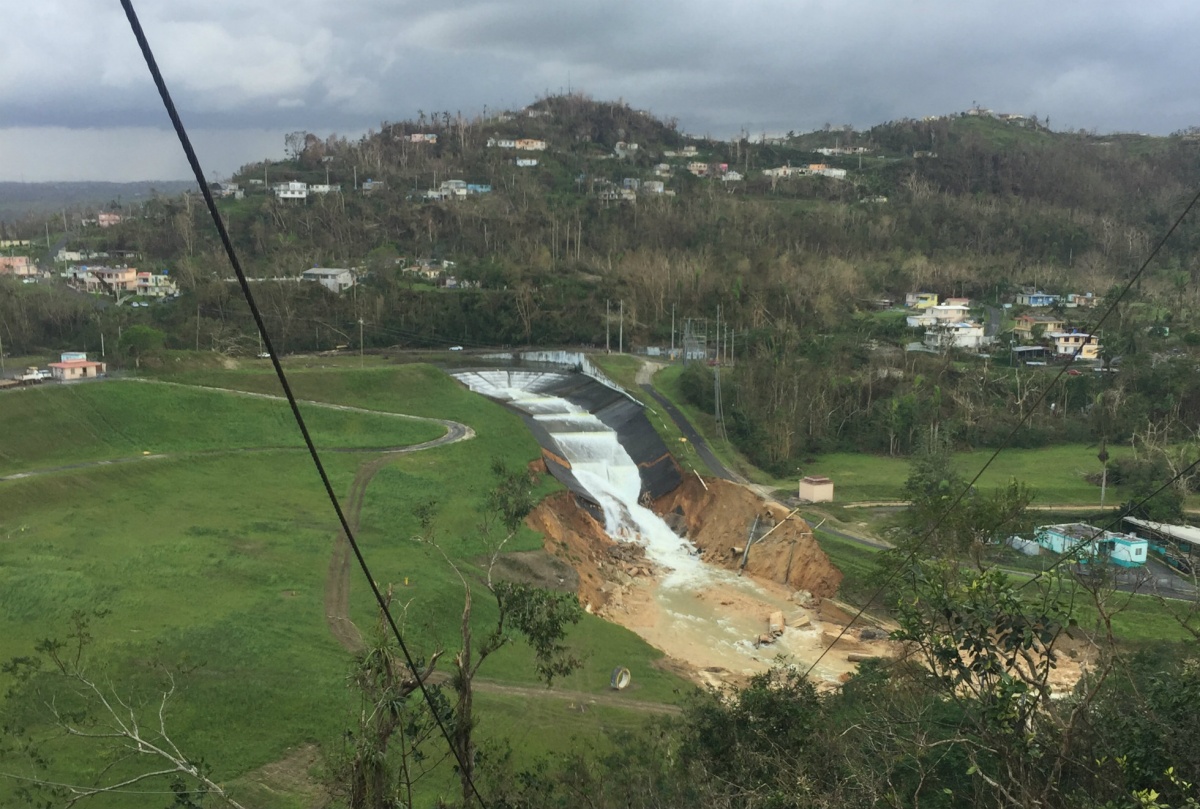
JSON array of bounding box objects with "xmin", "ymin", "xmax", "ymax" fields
[
  {"xmin": 1035, "ymin": 523, "xmax": 1147, "ymax": 567},
  {"xmin": 1016, "ymin": 290, "xmax": 1060, "ymax": 308},
  {"xmin": 466, "ymin": 184, "xmax": 492, "ymax": 195}
]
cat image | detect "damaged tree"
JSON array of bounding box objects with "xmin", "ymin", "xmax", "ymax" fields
[{"xmin": 0, "ymin": 609, "xmax": 247, "ymax": 809}]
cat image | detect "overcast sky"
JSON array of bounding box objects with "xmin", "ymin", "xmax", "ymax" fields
[{"xmin": 2, "ymin": 0, "xmax": 1197, "ymax": 182}]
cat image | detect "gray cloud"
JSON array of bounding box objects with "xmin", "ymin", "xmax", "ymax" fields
[{"xmin": 1, "ymin": 0, "xmax": 1197, "ymax": 180}]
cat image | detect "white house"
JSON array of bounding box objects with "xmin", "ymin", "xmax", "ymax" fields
[
  {"xmin": 274, "ymin": 181, "xmax": 308, "ymax": 201},
  {"xmin": 923, "ymin": 321, "xmax": 988, "ymax": 350},
  {"xmin": 1050, "ymin": 331, "xmax": 1101, "ymax": 360},
  {"xmin": 722, "ymin": 170, "xmax": 744, "ymax": 182},
  {"xmin": 515, "ymin": 158, "xmax": 539, "ymax": 168},
  {"xmin": 309, "ymin": 184, "xmax": 341, "ymax": 195},
  {"xmin": 301, "ymin": 267, "xmax": 355, "ymax": 293},
  {"xmin": 641, "ymin": 181, "xmax": 665, "ymax": 195}
]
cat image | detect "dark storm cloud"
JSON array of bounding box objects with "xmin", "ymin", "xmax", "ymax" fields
[{"xmin": 2, "ymin": 0, "xmax": 1198, "ymax": 180}]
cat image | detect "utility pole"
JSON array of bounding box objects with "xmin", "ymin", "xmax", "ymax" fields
[
  {"xmin": 619, "ymin": 299, "xmax": 624, "ymax": 354},
  {"xmin": 100, "ymin": 333, "xmax": 105, "ymax": 359},
  {"xmin": 670, "ymin": 303, "xmax": 675, "ymax": 359},
  {"xmin": 605, "ymin": 299, "xmax": 610, "ymax": 353},
  {"xmin": 715, "ymin": 304, "xmax": 720, "ymax": 365},
  {"xmin": 359, "ymin": 318, "xmax": 364, "ymax": 367},
  {"xmin": 0, "ymin": 333, "xmax": 4, "ymax": 375}
]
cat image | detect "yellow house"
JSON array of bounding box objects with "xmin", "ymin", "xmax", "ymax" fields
[{"xmin": 905, "ymin": 292, "xmax": 939, "ymax": 310}]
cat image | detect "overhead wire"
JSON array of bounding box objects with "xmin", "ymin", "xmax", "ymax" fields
[
  {"xmin": 803, "ymin": 181, "xmax": 1200, "ymax": 677},
  {"xmin": 116, "ymin": 3, "xmax": 489, "ymax": 807}
]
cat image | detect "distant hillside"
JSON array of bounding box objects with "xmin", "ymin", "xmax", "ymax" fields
[{"xmin": 0, "ymin": 181, "xmax": 194, "ymax": 222}]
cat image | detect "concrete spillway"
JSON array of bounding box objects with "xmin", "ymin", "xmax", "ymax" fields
[{"xmin": 450, "ymin": 365, "xmax": 822, "ymax": 676}]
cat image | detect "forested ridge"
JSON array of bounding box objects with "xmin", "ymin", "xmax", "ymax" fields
[{"xmin": 5, "ymin": 94, "xmax": 1200, "ymax": 468}]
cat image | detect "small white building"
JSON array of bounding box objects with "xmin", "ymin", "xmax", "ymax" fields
[
  {"xmin": 301, "ymin": 267, "xmax": 355, "ymax": 293},
  {"xmin": 798, "ymin": 476, "xmax": 834, "ymax": 503}
]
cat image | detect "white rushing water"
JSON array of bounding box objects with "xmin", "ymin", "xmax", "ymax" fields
[
  {"xmin": 451, "ymin": 368, "xmax": 818, "ymax": 675},
  {"xmin": 453, "ymin": 369, "xmax": 707, "ymax": 586}
]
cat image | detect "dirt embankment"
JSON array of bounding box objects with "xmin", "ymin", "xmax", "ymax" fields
[
  {"xmin": 526, "ymin": 472, "xmax": 892, "ymax": 688},
  {"xmin": 655, "ymin": 476, "xmax": 843, "ymax": 598}
]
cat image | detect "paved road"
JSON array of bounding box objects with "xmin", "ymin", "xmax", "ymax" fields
[{"xmin": 640, "ymin": 382, "xmax": 738, "ymax": 482}]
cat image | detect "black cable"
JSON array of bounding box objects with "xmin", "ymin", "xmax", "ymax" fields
[
  {"xmin": 116, "ymin": 4, "xmax": 488, "ymax": 806},
  {"xmin": 804, "ymin": 182, "xmax": 1200, "ymax": 677}
]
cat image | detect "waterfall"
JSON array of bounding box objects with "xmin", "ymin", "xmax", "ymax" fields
[{"xmin": 453, "ymin": 370, "xmax": 707, "ymax": 587}]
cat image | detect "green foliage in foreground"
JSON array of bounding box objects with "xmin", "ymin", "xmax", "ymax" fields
[{"xmin": 0, "ymin": 365, "xmax": 691, "ymax": 807}]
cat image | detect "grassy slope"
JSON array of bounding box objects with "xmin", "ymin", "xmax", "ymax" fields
[
  {"xmin": 0, "ymin": 364, "xmax": 688, "ymax": 807},
  {"xmin": 0, "ymin": 379, "xmax": 444, "ymax": 475}
]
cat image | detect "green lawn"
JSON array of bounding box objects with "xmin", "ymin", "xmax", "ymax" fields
[
  {"xmin": 0, "ymin": 379, "xmax": 444, "ymax": 475},
  {"xmin": 0, "ymin": 364, "xmax": 690, "ymax": 807},
  {"xmin": 803, "ymin": 443, "xmax": 1136, "ymax": 506}
]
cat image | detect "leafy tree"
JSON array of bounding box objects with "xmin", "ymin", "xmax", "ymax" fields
[{"xmin": 118, "ymin": 324, "xmax": 166, "ymax": 368}]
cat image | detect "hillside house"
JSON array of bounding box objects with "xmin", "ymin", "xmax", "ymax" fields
[
  {"xmin": 622, "ymin": 178, "xmax": 640, "ymax": 191},
  {"xmin": 0, "ymin": 255, "xmax": 36, "ymax": 277},
  {"xmin": 614, "ymin": 141, "xmax": 639, "ymax": 157},
  {"xmin": 907, "ymin": 303, "xmax": 970, "ymax": 328},
  {"xmin": 1036, "ymin": 523, "xmax": 1147, "ymax": 567},
  {"xmin": 136, "ymin": 272, "xmax": 178, "ymax": 297},
  {"xmin": 515, "ymin": 158, "xmax": 539, "ymax": 167},
  {"xmin": 1015, "ymin": 290, "xmax": 1060, "ymax": 307},
  {"xmin": 486, "ymin": 138, "xmax": 517, "ymax": 149},
  {"xmin": 406, "ymin": 133, "xmax": 438, "ymax": 143},
  {"xmin": 923, "ymin": 321, "xmax": 988, "ymax": 350},
  {"xmin": 97, "ymin": 212, "xmax": 123, "ymax": 228},
  {"xmin": 722, "ymin": 170, "xmax": 744, "ymax": 182},
  {"xmin": 514, "ymin": 139, "xmax": 547, "ymax": 151},
  {"xmin": 905, "ymin": 292, "xmax": 939, "ymax": 309},
  {"xmin": 274, "ymin": 181, "xmax": 308, "ymax": 201},
  {"xmin": 1013, "ymin": 314, "xmax": 1065, "ymax": 341},
  {"xmin": 210, "ymin": 182, "xmax": 242, "ymax": 198},
  {"xmin": 301, "ymin": 267, "xmax": 355, "ymax": 293},
  {"xmin": 641, "ymin": 181, "xmax": 665, "ymax": 195},
  {"xmin": 65, "ymin": 265, "xmax": 137, "ymax": 294},
  {"xmin": 49, "ymin": 353, "xmax": 106, "ymax": 381},
  {"xmin": 686, "ymin": 162, "xmax": 709, "ymax": 177},
  {"xmin": 1065, "ymin": 292, "xmax": 1098, "ymax": 308},
  {"xmin": 653, "ymin": 163, "xmax": 672, "ymax": 177},
  {"xmin": 1050, "ymin": 331, "xmax": 1101, "ymax": 360},
  {"xmin": 309, "ymin": 184, "xmax": 341, "ymax": 195}
]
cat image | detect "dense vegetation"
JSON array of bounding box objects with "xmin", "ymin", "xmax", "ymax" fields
[{"xmin": 6, "ymin": 95, "xmax": 1200, "ymax": 474}]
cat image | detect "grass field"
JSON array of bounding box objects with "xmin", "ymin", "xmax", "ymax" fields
[
  {"xmin": 0, "ymin": 379, "xmax": 444, "ymax": 475},
  {"xmin": 801, "ymin": 443, "xmax": 1138, "ymax": 505},
  {"xmin": 0, "ymin": 365, "xmax": 690, "ymax": 807}
]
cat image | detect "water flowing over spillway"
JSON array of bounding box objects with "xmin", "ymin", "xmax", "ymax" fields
[{"xmin": 452, "ymin": 369, "xmax": 826, "ymax": 676}]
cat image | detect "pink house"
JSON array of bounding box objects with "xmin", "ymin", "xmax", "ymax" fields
[
  {"xmin": 98, "ymin": 212, "xmax": 123, "ymax": 228},
  {"xmin": 49, "ymin": 360, "xmax": 107, "ymax": 381},
  {"xmin": 0, "ymin": 256, "xmax": 36, "ymax": 277}
]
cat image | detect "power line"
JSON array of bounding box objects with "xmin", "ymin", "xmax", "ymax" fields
[
  {"xmin": 804, "ymin": 182, "xmax": 1200, "ymax": 677},
  {"xmin": 116, "ymin": 3, "xmax": 488, "ymax": 807}
]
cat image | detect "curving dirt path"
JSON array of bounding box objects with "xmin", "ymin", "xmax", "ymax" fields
[{"xmin": 0, "ymin": 379, "xmax": 474, "ymax": 483}]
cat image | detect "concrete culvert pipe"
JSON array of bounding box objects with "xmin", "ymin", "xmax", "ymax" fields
[{"xmin": 610, "ymin": 666, "xmax": 632, "ymax": 690}]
